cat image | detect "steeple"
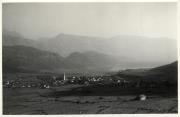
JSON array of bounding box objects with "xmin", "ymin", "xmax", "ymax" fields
[{"xmin": 63, "ymin": 72, "xmax": 66, "ymax": 81}]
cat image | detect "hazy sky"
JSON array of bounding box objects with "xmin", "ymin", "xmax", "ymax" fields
[{"xmin": 3, "ymin": 2, "xmax": 177, "ymax": 39}]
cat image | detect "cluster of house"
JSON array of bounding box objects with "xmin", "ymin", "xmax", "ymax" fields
[
  {"xmin": 3, "ymin": 73, "xmax": 131, "ymax": 89},
  {"xmin": 64, "ymin": 74, "xmax": 130, "ymax": 86},
  {"xmin": 3, "ymin": 80, "xmax": 41, "ymax": 88}
]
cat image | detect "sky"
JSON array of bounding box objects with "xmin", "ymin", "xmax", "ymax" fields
[{"xmin": 2, "ymin": 2, "xmax": 177, "ymax": 39}]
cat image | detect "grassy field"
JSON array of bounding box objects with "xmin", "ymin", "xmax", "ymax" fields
[{"xmin": 3, "ymin": 85, "xmax": 177, "ymax": 114}]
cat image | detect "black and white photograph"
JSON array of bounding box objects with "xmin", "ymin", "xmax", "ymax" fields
[{"xmin": 2, "ymin": 2, "xmax": 178, "ymax": 114}]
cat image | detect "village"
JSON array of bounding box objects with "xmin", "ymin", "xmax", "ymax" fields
[
  {"xmin": 3, "ymin": 72, "xmax": 173, "ymax": 92},
  {"xmin": 3, "ymin": 73, "xmax": 132, "ymax": 89}
]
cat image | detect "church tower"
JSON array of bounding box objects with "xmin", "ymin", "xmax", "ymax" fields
[{"xmin": 63, "ymin": 72, "xmax": 66, "ymax": 81}]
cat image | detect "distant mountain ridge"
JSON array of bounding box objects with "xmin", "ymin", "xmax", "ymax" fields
[{"xmin": 3, "ymin": 31, "xmax": 177, "ymax": 69}]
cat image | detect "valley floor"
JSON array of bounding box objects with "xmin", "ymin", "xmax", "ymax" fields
[{"xmin": 3, "ymin": 85, "xmax": 177, "ymax": 114}]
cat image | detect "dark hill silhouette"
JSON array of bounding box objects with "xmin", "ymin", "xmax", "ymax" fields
[
  {"xmin": 117, "ymin": 61, "xmax": 178, "ymax": 83},
  {"xmin": 3, "ymin": 46, "xmax": 65, "ymax": 73},
  {"xmin": 3, "ymin": 46, "xmax": 120, "ymax": 73}
]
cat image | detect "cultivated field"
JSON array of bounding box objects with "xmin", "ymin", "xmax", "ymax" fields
[{"xmin": 3, "ymin": 85, "xmax": 177, "ymax": 114}]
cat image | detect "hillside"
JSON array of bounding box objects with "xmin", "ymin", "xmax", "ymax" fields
[
  {"xmin": 3, "ymin": 46, "xmax": 65, "ymax": 73},
  {"xmin": 3, "ymin": 46, "xmax": 122, "ymax": 73},
  {"xmin": 117, "ymin": 61, "xmax": 178, "ymax": 83},
  {"xmin": 65, "ymin": 51, "xmax": 119, "ymax": 71}
]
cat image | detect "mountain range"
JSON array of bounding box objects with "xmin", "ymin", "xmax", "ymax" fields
[{"xmin": 2, "ymin": 30, "xmax": 178, "ymax": 73}]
